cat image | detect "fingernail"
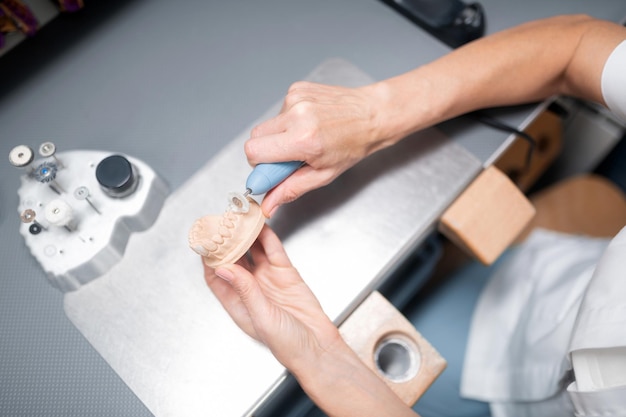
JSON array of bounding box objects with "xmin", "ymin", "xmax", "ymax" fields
[{"xmin": 215, "ymin": 267, "xmax": 233, "ymax": 282}]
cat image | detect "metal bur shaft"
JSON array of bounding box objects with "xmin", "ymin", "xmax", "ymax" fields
[{"xmin": 74, "ymin": 186, "xmax": 101, "ymax": 214}]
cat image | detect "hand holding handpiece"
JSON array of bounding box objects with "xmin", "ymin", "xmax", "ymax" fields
[
  {"xmin": 228, "ymin": 161, "xmax": 303, "ymax": 217},
  {"xmin": 245, "ymin": 161, "xmax": 303, "ymax": 196}
]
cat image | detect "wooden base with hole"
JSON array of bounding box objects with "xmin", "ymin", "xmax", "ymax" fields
[{"xmin": 339, "ymin": 291, "xmax": 446, "ymax": 407}]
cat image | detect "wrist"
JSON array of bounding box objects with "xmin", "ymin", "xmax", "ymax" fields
[
  {"xmin": 285, "ymin": 326, "xmax": 347, "ymax": 379},
  {"xmin": 290, "ymin": 334, "xmax": 415, "ymax": 417},
  {"xmin": 364, "ymin": 66, "xmax": 456, "ymax": 148},
  {"xmin": 292, "ymin": 339, "xmax": 365, "ymax": 415}
]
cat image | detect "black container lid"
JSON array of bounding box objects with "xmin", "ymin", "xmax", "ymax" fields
[{"xmin": 95, "ymin": 155, "xmax": 136, "ymax": 197}]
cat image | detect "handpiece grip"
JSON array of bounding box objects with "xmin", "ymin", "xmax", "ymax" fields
[{"xmin": 245, "ymin": 161, "xmax": 302, "ymax": 195}]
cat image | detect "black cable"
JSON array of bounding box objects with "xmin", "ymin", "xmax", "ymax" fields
[{"xmin": 468, "ymin": 111, "xmax": 537, "ymax": 174}]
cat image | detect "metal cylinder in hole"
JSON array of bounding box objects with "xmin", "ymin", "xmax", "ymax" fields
[{"xmin": 374, "ymin": 336, "xmax": 421, "ymax": 383}]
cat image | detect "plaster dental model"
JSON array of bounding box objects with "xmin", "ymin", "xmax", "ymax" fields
[
  {"xmin": 189, "ymin": 160, "xmax": 300, "ymax": 266},
  {"xmin": 188, "ymin": 196, "xmax": 266, "ymax": 267}
]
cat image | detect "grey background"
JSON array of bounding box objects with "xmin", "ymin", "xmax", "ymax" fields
[{"xmin": 1, "ymin": 0, "xmax": 625, "ymax": 416}]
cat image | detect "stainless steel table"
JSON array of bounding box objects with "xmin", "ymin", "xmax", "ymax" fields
[{"xmin": 1, "ymin": 1, "xmax": 625, "ymax": 416}]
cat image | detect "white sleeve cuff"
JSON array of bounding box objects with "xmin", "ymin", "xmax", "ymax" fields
[{"xmin": 601, "ymin": 40, "xmax": 626, "ymax": 122}]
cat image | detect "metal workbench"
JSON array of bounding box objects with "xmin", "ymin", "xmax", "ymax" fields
[{"xmin": 1, "ymin": 1, "xmax": 625, "ymax": 416}]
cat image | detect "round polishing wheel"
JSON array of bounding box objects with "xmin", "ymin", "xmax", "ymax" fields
[{"xmin": 227, "ymin": 192, "xmax": 250, "ymax": 213}]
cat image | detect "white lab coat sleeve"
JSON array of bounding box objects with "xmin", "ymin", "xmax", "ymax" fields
[
  {"xmin": 601, "ymin": 40, "xmax": 626, "ymax": 122},
  {"xmin": 567, "ymin": 383, "xmax": 626, "ymax": 417},
  {"xmin": 567, "ymin": 227, "xmax": 626, "ymax": 417},
  {"xmin": 568, "ymin": 227, "xmax": 626, "ymax": 352}
]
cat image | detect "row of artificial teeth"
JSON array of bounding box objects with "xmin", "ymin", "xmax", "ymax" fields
[{"xmin": 206, "ymin": 210, "xmax": 239, "ymax": 253}]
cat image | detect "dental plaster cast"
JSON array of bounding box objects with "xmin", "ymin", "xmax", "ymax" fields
[{"xmin": 188, "ymin": 197, "xmax": 266, "ymax": 267}]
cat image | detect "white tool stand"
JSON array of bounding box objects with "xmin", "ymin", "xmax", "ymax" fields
[{"xmin": 2, "ymin": 1, "xmax": 626, "ymax": 416}]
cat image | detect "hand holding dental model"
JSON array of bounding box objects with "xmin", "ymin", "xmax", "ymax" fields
[{"xmin": 202, "ymin": 225, "xmax": 419, "ymax": 417}]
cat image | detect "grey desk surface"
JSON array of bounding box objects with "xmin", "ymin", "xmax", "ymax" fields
[{"xmin": 1, "ymin": 1, "xmax": 625, "ymax": 416}]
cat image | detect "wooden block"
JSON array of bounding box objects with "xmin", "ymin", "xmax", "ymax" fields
[
  {"xmin": 339, "ymin": 291, "xmax": 446, "ymax": 407},
  {"xmin": 438, "ymin": 166, "xmax": 535, "ymax": 265}
]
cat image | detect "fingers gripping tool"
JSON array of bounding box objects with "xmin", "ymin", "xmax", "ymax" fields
[{"xmin": 228, "ymin": 161, "xmax": 302, "ymax": 213}]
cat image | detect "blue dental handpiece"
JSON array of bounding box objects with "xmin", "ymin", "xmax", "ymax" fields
[
  {"xmin": 244, "ymin": 161, "xmax": 303, "ymax": 196},
  {"xmin": 228, "ymin": 161, "xmax": 302, "ymax": 213}
]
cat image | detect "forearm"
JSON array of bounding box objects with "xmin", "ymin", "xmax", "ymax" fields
[
  {"xmin": 368, "ymin": 14, "xmax": 626, "ymax": 147},
  {"xmin": 291, "ymin": 339, "xmax": 418, "ymax": 417}
]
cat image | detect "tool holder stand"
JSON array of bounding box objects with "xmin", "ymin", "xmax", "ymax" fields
[{"xmin": 15, "ymin": 149, "xmax": 169, "ymax": 292}]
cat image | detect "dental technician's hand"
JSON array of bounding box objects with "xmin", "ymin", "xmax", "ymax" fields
[
  {"xmin": 245, "ymin": 16, "xmax": 626, "ymax": 219},
  {"xmin": 203, "ymin": 224, "xmax": 342, "ymax": 369},
  {"xmin": 244, "ymin": 82, "xmax": 394, "ymax": 218},
  {"xmin": 203, "ymin": 224, "xmax": 419, "ymax": 417}
]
